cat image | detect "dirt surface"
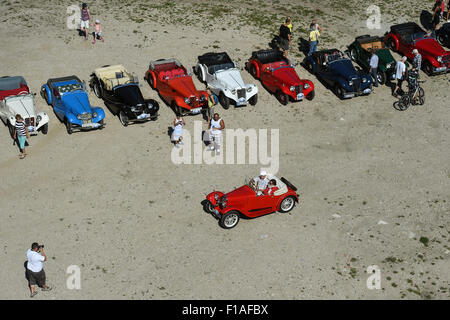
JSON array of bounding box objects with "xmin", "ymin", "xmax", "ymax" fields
[{"xmin": 0, "ymin": 0, "xmax": 449, "ymax": 299}]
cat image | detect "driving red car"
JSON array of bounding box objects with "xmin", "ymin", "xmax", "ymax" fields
[
  {"xmin": 144, "ymin": 58, "xmax": 208, "ymax": 116},
  {"xmin": 384, "ymin": 22, "xmax": 450, "ymax": 75},
  {"xmin": 246, "ymin": 49, "xmax": 315, "ymax": 105},
  {"xmin": 205, "ymin": 175, "xmax": 299, "ymax": 229}
]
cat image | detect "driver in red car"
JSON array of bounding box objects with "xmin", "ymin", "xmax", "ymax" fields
[
  {"xmin": 253, "ymin": 170, "xmax": 270, "ymax": 195},
  {"xmin": 263, "ymin": 179, "xmax": 279, "ymax": 196}
]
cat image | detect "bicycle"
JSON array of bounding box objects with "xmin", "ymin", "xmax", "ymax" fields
[{"xmin": 395, "ymin": 70, "xmax": 425, "ymax": 111}]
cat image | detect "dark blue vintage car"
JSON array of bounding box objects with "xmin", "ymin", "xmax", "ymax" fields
[
  {"xmin": 41, "ymin": 76, "xmax": 105, "ymax": 134},
  {"xmin": 304, "ymin": 49, "xmax": 372, "ymax": 99},
  {"xmin": 436, "ymin": 23, "xmax": 450, "ymax": 49}
]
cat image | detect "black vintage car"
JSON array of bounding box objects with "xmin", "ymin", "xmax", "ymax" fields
[
  {"xmin": 437, "ymin": 23, "xmax": 450, "ymax": 48},
  {"xmin": 89, "ymin": 65, "xmax": 159, "ymax": 126}
]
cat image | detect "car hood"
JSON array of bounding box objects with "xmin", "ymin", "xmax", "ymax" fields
[
  {"xmin": 415, "ymin": 38, "xmax": 447, "ymax": 56},
  {"xmin": 329, "ymin": 59, "xmax": 357, "ymax": 80},
  {"xmin": 5, "ymin": 94, "xmax": 36, "ymax": 118},
  {"xmin": 61, "ymin": 91, "xmax": 93, "ymax": 114},
  {"xmin": 226, "ymin": 185, "xmax": 254, "ymax": 200},
  {"xmin": 272, "ymin": 66, "xmax": 301, "ymax": 86},
  {"xmin": 376, "ymin": 49, "xmax": 395, "ymax": 66},
  {"xmin": 216, "ymin": 68, "xmax": 245, "ymax": 89},
  {"xmin": 114, "ymin": 84, "xmax": 145, "ymax": 106},
  {"xmin": 168, "ymin": 76, "xmax": 201, "ymax": 98}
]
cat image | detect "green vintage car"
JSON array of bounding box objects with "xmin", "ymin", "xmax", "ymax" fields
[{"xmin": 346, "ymin": 35, "xmax": 397, "ymax": 85}]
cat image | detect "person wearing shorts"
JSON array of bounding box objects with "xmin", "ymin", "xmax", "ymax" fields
[
  {"xmin": 279, "ymin": 18, "xmax": 291, "ymax": 57},
  {"xmin": 80, "ymin": 3, "xmax": 91, "ymax": 40},
  {"xmin": 92, "ymin": 19, "xmax": 104, "ymax": 44},
  {"xmin": 171, "ymin": 115, "xmax": 185, "ymax": 148},
  {"xmin": 26, "ymin": 242, "xmax": 51, "ymax": 298},
  {"xmin": 13, "ymin": 114, "xmax": 29, "ymax": 159}
]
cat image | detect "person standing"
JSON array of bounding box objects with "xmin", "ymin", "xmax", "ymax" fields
[
  {"xmin": 393, "ymin": 56, "xmax": 407, "ymax": 97},
  {"xmin": 13, "ymin": 114, "xmax": 29, "ymax": 159},
  {"xmin": 206, "ymin": 87, "xmax": 217, "ymax": 122},
  {"xmin": 208, "ymin": 113, "xmax": 225, "ymax": 155},
  {"xmin": 308, "ymin": 24, "xmax": 320, "ymax": 56},
  {"xmin": 369, "ymin": 49, "xmax": 379, "ymax": 87},
  {"xmin": 432, "ymin": 0, "xmax": 443, "ymax": 37},
  {"xmin": 171, "ymin": 115, "xmax": 185, "ymax": 148},
  {"xmin": 80, "ymin": 3, "xmax": 91, "ymax": 40},
  {"xmin": 26, "ymin": 243, "xmax": 52, "ymax": 298},
  {"xmin": 411, "ymin": 49, "xmax": 422, "ymax": 72},
  {"xmin": 279, "ymin": 18, "xmax": 292, "ymax": 58}
]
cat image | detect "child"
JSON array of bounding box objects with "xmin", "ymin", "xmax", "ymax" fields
[
  {"xmin": 171, "ymin": 115, "xmax": 185, "ymax": 148},
  {"xmin": 13, "ymin": 114, "xmax": 29, "ymax": 159},
  {"xmin": 92, "ymin": 19, "xmax": 104, "ymax": 44},
  {"xmin": 80, "ymin": 3, "xmax": 91, "ymax": 40}
]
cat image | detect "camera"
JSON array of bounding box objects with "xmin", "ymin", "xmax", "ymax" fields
[{"xmin": 38, "ymin": 244, "xmax": 44, "ymax": 249}]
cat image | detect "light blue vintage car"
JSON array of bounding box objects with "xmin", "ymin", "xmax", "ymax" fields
[{"xmin": 41, "ymin": 75, "xmax": 105, "ymax": 134}]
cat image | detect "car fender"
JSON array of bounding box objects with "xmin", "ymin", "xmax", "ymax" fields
[
  {"xmin": 206, "ymin": 191, "xmax": 225, "ymax": 206},
  {"xmin": 197, "ymin": 64, "xmax": 206, "ymax": 82},
  {"xmin": 65, "ymin": 112, "xmax": 79, "ymax": 125},
  {"xmin": 425, "ymin": 56, "xmax": 440, "ymax": 68},
  {"xmin": 91, "ymin": 106, "xmax": 105, "ymax": 121},
  {"xmin": 35, "ymin": 111, "xmax": 49, "ymax": 130},
  {"xmin": 337, "ymin": 78, "xmax": 351, "ymax": 91},
  {"xmin": 41, "ymin": 84, "xmax": 52, "ymax": 105},
  {"xmin": 173, "ymin": 96, "xmax": 190, "ymax": 109},
  {"xmin": 248, "ymin": 60, "xmax": 260, "ymax": 78},
  {"xmin": 8, "ymin": 115, "xmax": 16, "ymax": 127},
  {"xmin": 145, "ymin": 70, "xmax": 157, "ymax": 89}
]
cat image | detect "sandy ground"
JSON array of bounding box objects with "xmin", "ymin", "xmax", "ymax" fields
[{"xmin": 0, "ymin": 0, "xmax": 449, "ymax": 299}]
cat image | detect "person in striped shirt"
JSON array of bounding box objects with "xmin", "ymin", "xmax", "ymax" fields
[{"xmin": 13, "ymin": 114, "xmax": 29, "ymax": 159}]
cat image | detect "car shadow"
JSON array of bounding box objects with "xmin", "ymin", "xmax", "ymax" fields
[{"xmin": 298, "ymin": 38, "xmax": 310, "ymax": 56}]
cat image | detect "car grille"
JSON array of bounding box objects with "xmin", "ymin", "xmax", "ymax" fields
[
  {"xmin": 79, "ymin": 113, "xmax": 92, "ymax": 120},
  {"xmin": 25, "ymin": 117, "xmax": 35, "ymax": 127},
  {"xmin": 352, "ymin": 78, "xmax": 360, "ymax": 93},
  {"xmin": 295, "ymin": 85, "xmax": 303, "ymax": 95},
  {"xmin": 443, "ymin": 55, "xmax": 450, "ymax": 65},
  {"xmin": 189, "ymin": 96, "xmax": 200, "ymax": 108},
  {"xmin": 237, "ymin": 88, "xmax": 246, "ymax": 99}
]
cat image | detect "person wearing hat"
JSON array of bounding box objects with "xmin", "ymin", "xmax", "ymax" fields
[
  {"xmin": 253, "ymin": 171, "xmax": 270, "ymax": 195},
  {"xmin": 411, "ymin": 49, "xmax": 422, "ymax": 73},
  {"xmin": 393, "ymin": 56, "xmax": 407, "ymax": 97},
  {"xmin": 92, "ymin": 19, "xmax": 104, "ymax": 44},
  {"xmin": 80, "ymin": 3, "xmax": 91, "ymax": 40}
]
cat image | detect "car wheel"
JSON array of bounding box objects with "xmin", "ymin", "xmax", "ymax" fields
[
  {"xmin": 437, "ymin": 34, "xmax": 445, "ymax": 46},
  {"xmin": 279, "ymin": 196, "xmax": 296, "ymax": 213},
  {"xmin": 398, "ymin": 95, "xmax": 410, "ymax": 111},
  {"xmin": 65, "ymin": 119, "xmax": 73, "ymax": 134},
  {"xmin": 335, "ymin": 85, "xmax": 345, "ymax": 99},
  {"xmin": 249, "ymin": 93, "xmax": 258, "ymax": 106},
  {"xmin": 376, "ymin": 71, "xmax": 386, "ymax": 85},
  {"xmin": 204, "ymin": 201, "xmax": 215, "ymax": 214},
  {"xmin": 250, "ymin": 64, "xmax": 258, "ymax": 79},
  {"xmin": 276, "ymin": 91, "xmax": 289, "ymax": 105},
  {"xmin": 119, "ymin": 110, "xmax": 129, "ymax": 126},
  {"xmin": 350, "ymin": 48, "xmax": 357, "ymax": 61},
  {"xmin": 305, "ymin": 89, "xmax": 315, "ymax": 101},
  {"xmin": 387, "ymin": 38, "xmax": 397, "ymax": 51},
  {"xmin": 93, "ymin": 81, "xmax": 102, "ymax": 99},
  {"xmin": 41, "ymin": 87, "xmax": 50, "ymax": 105},
  {"xmin": 147, "ymin": 74, "xmax": 155, "ymax": 89},
  {"xmin": 219, "ymin": 211, "xmax": 240, "ymax": 229},
  {"xmin": 41, "ymin": 123, "xmax": 48, "ymax": 134},
  {"xmin": 8, "ymin": 122, "xmax": 14, "ymax": 138},
  {"xmin": 219, "ymin": 92, "xmax": 230, "ymax": 110},
  {"xmin": 423, "ymin": 61, "xmax": 433, "ymax": 76},
  {"xmin": 197, "ymin": 67, "xmax": 205, "ymax": 82}
]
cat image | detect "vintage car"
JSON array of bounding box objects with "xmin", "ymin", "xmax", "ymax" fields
[
  {"xmin": 41, "ymin": 75, "xmax": 105, "ymax": 134},
  {"xmin": 347, "ymin": 35, "xmax": 397, "ymax": 84},
  {"xmin": 384, "ymin": 22, "xmax": 450, "ymax": 75},
  {"xmin": 436, "ymin": 23, "xmax": 450, "ymax": 49},
  {"xmin": 246, "ymin": 49, "xmax": 315, "ymax": 105},
  {"xmin": 205, "ymin": 175, "xmax": 299, "ymax": 229},
  {"xmin": 89, "ymin": 65, "xmax": 159, "ymax": 126},
  {"xmin": 304, "ymin": 49, "xmax": 372, "ymax": 99},
  {"xmin": 0, "ymin": 76, "xmax": 49, "ymax": 137},
  {"xmin": 194, "ymin": 52, "xmax": 258, "ymax": 109},
  {"xmin": 144, "ymin": 58, "xmax": 208, "ymax": 116}
]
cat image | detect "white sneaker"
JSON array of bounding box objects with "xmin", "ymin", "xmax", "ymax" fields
[
  {"xmin": 216, "ymin": 150, "xmax": 221, "ymax": 155},
  {"xmin": 175, "ymin": 144, "xmax": 180, "ymax": 148},
  {"xmin": 210, "ymin": 145, "xmax": 215, "ymax": 150}
]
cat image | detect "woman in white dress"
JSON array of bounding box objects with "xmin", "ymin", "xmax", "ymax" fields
[
  {"xmin": 208, "ymin": 113, "xmax": 225, "ymax": 155},
  {"xmin": 171, "ymin": 115, "xmax": 185, "ymax": 148}
]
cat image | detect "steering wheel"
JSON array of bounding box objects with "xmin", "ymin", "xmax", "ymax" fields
[{"xmin": 248, "ymin": 179, "xmax": 257, "ymax": 191}]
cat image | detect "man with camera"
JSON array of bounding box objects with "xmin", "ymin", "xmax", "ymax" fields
[{"xmin": 26, "ymin": 242, "xmax": 52, "ymax": 298}]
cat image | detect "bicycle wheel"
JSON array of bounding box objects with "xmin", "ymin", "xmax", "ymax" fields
[
  {"xmin": 398, "ymin": 94, "xmax": 410, "ymax": 111},
  {"xmin": 418, "ymin": 87, "xmax": 424, "ymax": 98},
  {"xmin": 418, "ymin": 95, "xmax": 425, "ymax": 105}
]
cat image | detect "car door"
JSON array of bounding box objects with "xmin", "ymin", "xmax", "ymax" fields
[
  {"xmin": 246, "ymin": 193, "xmax": 277, "ymax": 218},
  {"xmin": 260, "ymin": 64, "xmax": 275, "ymax": 92}
]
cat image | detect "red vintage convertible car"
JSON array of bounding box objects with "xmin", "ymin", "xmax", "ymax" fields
[
  {"xmin": 144, "ymin": 58, "xmax": 208, "ymax": 116},
  {"xmin": 205, "ymin": 176, "xmax": 299, "ymax": 229},
  {"xmin": 246, "ymin": 49, "xmax": 315, "ymax": 105},
  {"xmin": 384, "ymin": 22, "xmax": 450, "ymax": 75}
]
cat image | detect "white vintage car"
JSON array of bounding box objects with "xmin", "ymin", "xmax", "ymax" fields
[
  {"xmin": 0, "ymin": 76, "xmax": 49, "ymax": 136},
  {"xmin": 194, "ymin": 52, "xmax": 258, "ymax": 109}
]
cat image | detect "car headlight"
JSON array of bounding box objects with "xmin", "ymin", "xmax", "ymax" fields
[
  {"xmin": 362, "ymin": 78, "xmax": 367, "ymax": 83},
  {"xmin": 231, "ymin": 89, "xmax": 236, "ymax": 95},
  {"xmin": 93, "ymin": 111, "xmax": 98, "ymax": 118},
  {"xmin": 304, "ymin": 83, "xmax": 310, "ymax": 89},
  {"xmin": 76, "ymin": 114, "xmax": 81, "ymax": 120},
  {"xmin": 184, "ymin": 97, "xmax": 190, "ymax": 104},
  {"xmin": 37, "ymin": 115, "xmax": 42, "ymax": 123},
  {"xmin": 220, "ymin": 195, "xmax": 228, "ymax": 207},
  {"xmin": 290, "ymin": 86, "xmax": 295, "ymax": 92},
  {"xmin": 349, "ymin": 80, "xmax": 353, "ymax": 86},
  {"xmin": 214, "ymin": 194, "xmax": 219, "ymax": 201},
  {"xmin": 246, "ymin": 86, "xmax": 252, "ymax": 92},
  {"xmin": 437, "ymin": 56, "xmax": 442, "ymax": 63}
]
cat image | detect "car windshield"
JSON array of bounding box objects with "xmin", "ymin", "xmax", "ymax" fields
[
  {"xmin": 412, "ymin": 32, "xmax": 429, "ymax": 41},
  {"xmin": 326, "ymin": 52, "xmax": 345, "ymax": 63},
  {"xmin": 57, "ymin": 83, "xmax": 83, "ymax": 94}
]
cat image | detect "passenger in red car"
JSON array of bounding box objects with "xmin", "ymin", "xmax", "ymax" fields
[{"xmin": 263, "ymin": 179, "xmax": 279, "ymax": 196}]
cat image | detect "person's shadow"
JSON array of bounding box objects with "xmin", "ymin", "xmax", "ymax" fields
[
  {"xmin": 23, "ymin": 260, "xmax": 30, "ymax": 286},
  {"xmin": 298, "ymin": 37, "xmax": 310, "ymax": 56}
]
